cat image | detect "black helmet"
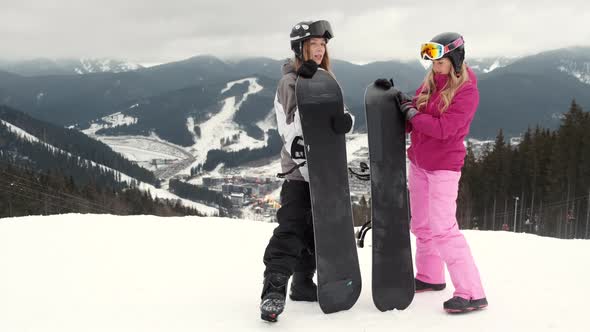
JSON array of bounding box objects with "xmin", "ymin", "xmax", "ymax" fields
[
  {"xmin": 290, "ymin": 20, "xmax": 333, "ymax": 59},
  {"xmin": 429, "ymin": 32, "xmax": 465, "ymax": 74}
]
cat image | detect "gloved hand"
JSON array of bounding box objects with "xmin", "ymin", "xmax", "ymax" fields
[
  {"xmin": 400, "ymin": 102, "xmax": 419, "ymax": 121},
  {"xmin": 374, "ymin": 78, "xmax": 394, "ymax": 90},
  {"xmin": 297, "ymin": 60, "xmax": 319, "ymax": 78},
  {"xmin": 396, "ymin": 91, "xmax": 413, "ymax": 105},
  {"xmin": 331, "ymin": 112, "xmax": 353, "ymax": 134}
]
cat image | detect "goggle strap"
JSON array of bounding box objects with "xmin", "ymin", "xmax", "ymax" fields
[{"xmin": 443, "ymin": 37, "xmax": 464, "ymax": 54}]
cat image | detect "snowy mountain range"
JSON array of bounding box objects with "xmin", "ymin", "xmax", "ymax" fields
[
  {"xmin": 555, "ymin": 47, "xmax": 590, "ymax": 85},
  {"xmin": 470, "ymin": 47, "xmax": 590, "ymax": 138},
  {"xmin": 80, "ymin": 76, "xmax": 371, "ymax": 189},
  {"xmin": 82, "ymin": 77, "xmax": 277, "ymax": 177},
  {"xmin": 0, "ymin": 58, "xmax": 142, "ymax": 76},
  {"xmin": 0, "ymin": 213, "xmax": 588, "ymax": 331},
  {"xmin": 467, "ymin": 57, "xmax": 518, "ymax": 74},
  {"xmin": 1, "ymin": 47, "xmax": 588, "ymax": 141},
  {"xmin": 0, "ymin": 46, "xmax": 589, "ymax": 204}
]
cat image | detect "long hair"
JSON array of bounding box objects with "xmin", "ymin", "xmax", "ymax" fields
[
  {"xmin": 294, "ymin": 39, "xmax": 331, "ymax": 73},
  {"xmin": 416, "ymin": 62, "xmax": 469, "ymax": 114}
]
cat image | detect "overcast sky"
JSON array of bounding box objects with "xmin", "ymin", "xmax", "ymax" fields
[{"xmin": 1, "ymin": 0, "xmax": 588, "ymax": 64}]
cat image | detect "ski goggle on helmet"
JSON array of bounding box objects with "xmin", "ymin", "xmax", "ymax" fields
[{"xmin": 420, "ymin": 36, "xmax": 464, "ymax": 60}]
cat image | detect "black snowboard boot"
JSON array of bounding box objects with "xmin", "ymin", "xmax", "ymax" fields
[
  {"xmin": 289, "ymin": 271, "xmax": 318, "ymax": 302},
  {"xmin": 415, "ymin": 278, "xmax": 446, "ymax": 293},
  {"xmin": 443, "ymin": 296, "xmax": 488, "ymax": 313},
  {"xmin": 260, "ymin": 273, "xmax": 289, "ymax": 322}
]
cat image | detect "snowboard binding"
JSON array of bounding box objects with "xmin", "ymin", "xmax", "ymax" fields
[
  {"xmin": 356, "ymin": 219, "xmax": 372, "ymax": 248},
  {"xmin": 348, "ymin": 161, "xmax": 370, "ymax": 181},
  {"xmin": 349, "ymin": 161, "xmax": 371, "ymax": 248}
]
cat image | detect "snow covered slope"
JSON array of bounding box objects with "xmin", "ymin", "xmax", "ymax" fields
[
  {"xmin": 0, "ymin": 214, "xmax": 587, "ymax": 331},
  {"xmin": 558, "ymin": 59, "xmax": 590, "ymax": 85},
  {"xmin": 181, "ymin": 77, "xmax": 266, "ymax": 174},
  {"xmin": 83, "ymin": 77, "xmax": 272, "ymax": 179},
  {"xmin": 2, "ymin": 119, "xmax": 216, "ymax": 215}
]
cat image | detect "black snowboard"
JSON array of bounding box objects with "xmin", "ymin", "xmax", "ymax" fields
[
  {"xmin": 364, "ymin": 83, "xmax": 415, "ymax": 311},
  {"xmin": 295, "ymin": 69, "xmax": 362, "ymax": 314}
]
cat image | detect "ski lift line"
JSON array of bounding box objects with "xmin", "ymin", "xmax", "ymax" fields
[
  {"xmin": 1, "ymin": 189, "xmax": 110, "ymax": 216},
  {"xmin": 0, "ymin": 166, "xmax": 137, "ymax": 212},
  {"xmin": 0, "ymin": 181, "xmax": 113, "ymax": 214},
  {"xmin": 1, "ymin": 188, "xmax": 89, "ymax": 214},
  {"xmin": 0, "ymin": 171, "xmax": 130, "ymax": 214},
  {"xmin": 0, "ymin": 176, "xmax": 99, "ymax": 208},
  {"xmin": 462, "ymin": 193, "xmax": 590, "ymax": 216},
  {"xmin": 0, "ymin": 171, "xmax": 111, "ymax": 209},
  {"xmin": 8, "ymin": 157, "xmax": 585, "ymax": 215},
  {"xmin": 0, "ymin": 183, "xmax": 108, "ymax": 215},
  {"xmin": 0, "ymin": 157, "xmax": 129, "ymax": 188},
  {"xmin": 0, "ymin": 184, "xmax": 124, "ymax": 216},
  {"xmin": 16, "ymin": 181, "xmax": 132, "ymax": 215},
  {"xmin": 0, "ymin": 178, "xmax": 128, "ymax": 215}
]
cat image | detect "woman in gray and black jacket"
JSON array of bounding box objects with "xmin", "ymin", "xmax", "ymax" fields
[{"xmin": 260, "ymin": 20, "xmax": 354, "ymax": 322}]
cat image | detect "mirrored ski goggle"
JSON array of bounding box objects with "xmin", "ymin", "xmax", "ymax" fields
[{"xmin": 420, "ymin": 37, "xmax": 464, "ymax": 60}]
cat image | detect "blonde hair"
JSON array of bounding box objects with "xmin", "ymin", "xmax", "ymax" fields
[
  {"xmin": 294, "ymin": 39, "xmax": 331, "ymax": 73},
  {"xmin": 416, "ymin": 62, "xmax": 469, "ymax": 113}
]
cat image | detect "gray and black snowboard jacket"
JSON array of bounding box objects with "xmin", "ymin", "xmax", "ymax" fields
[{"xmin": 274, "ymin": 59, "xmax": 354, "ymax": 182}]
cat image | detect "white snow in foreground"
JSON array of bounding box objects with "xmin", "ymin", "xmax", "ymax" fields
[{"xmin": 0, "ymin": 214, "xmax": 588, "ymax": 331}]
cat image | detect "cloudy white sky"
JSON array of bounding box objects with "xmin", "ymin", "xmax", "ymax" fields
[{"xmin": 1, "ymin": 0, "xmax": 588, "ymax": 64}]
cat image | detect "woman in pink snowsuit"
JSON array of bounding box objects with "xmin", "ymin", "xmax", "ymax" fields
[{"xmin": 393, "ymin": 32, "xmax": 487, "ymax": 313}]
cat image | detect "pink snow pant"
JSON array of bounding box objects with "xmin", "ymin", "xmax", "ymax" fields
[{"xmin": 408, "ymin": 162, "xmax": 486, "ymax": 300}]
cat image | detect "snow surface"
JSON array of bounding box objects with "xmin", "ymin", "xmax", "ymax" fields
[
  {"xmin": 0, "ymin": 213, "xmax": 588, "ymax": 331},
  {"xmin": 346, "ymin": 133, "xmax": 369, "ymax": 162},
  {"xmin": 255, "ymin": 108, "xmax": 277, "ymax": 133},
  {"xmin": 83, "ymin": 112, "xmax": 138, "ymax": 135},
  {"xmin": 181, "ymin": 77, "xmax": 266, "ymax": 175},
  {"xmin": 468, "ymin": 57, "xmax": 517, "ymax": 74},
  {"xmin": 84, "ymin": 115, "xmax": 194, "ymax": 174},
  {"xmin": 94, "ymin": 134, "xmax": 191, "ymax": 169},
  {"xmin": 558, "ymin": 60, "xmax": 590, "ymax": 85},
  {"xmin": 483, "ymin": 60, "xmax": 501, "ymax": 73},
  {"xmin": 83, "ymin": 77, "xmax": 271, "ymax": 180},
  {"xmin": 75, "ymin": 58, "xmax": 141, "ymax": 74},
  {"xmin": 1, "ymin": 119, "xmax": 44, "ymax": 143},
  {"xmin": 136, "ymin": 182, "xmax": 218, "ymax": 216}
]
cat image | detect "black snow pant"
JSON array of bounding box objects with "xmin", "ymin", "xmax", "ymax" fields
[{"xmin": 263, "ymin": 179, "xmax": 315, "ymax": 277}]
